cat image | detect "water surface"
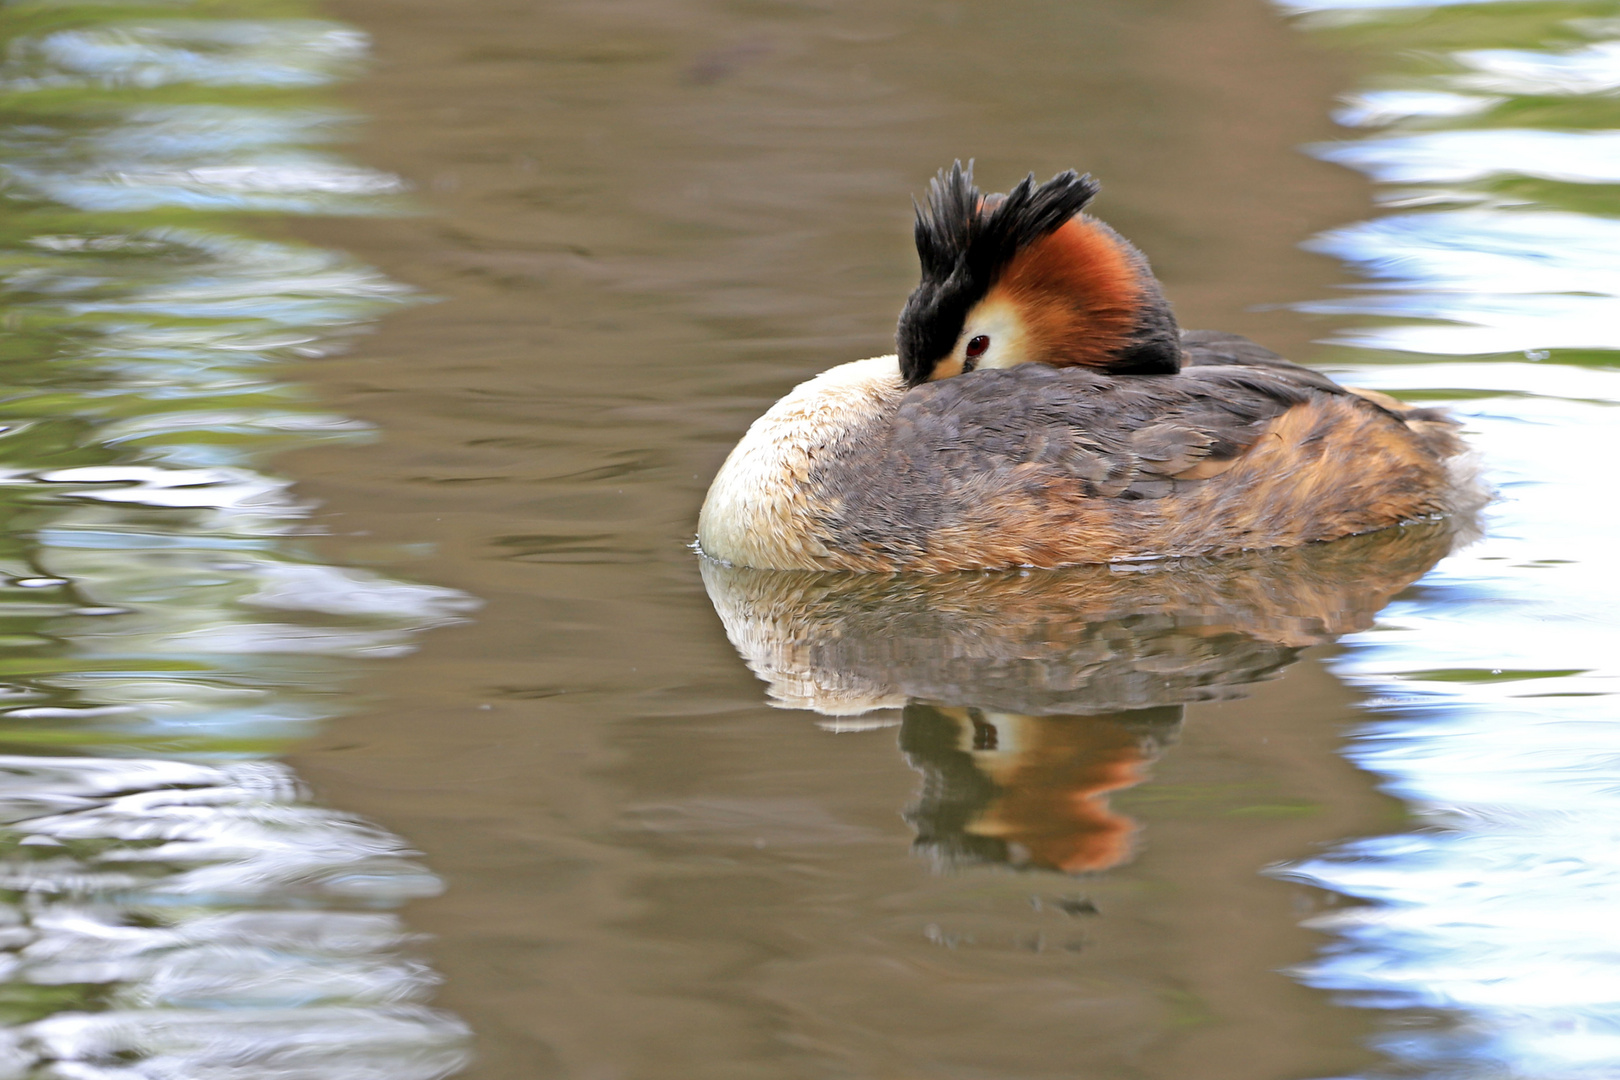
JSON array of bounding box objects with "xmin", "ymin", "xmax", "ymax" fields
[
  {"xmin": 0, "ymin": 0, "xmax": 1615, "ymax": 1078},
  {"xmin": 1272, "ymin": 3, "xmax": 1620, "ymax": 1076},
  {"xmin": 0, "ymin": 1, "xmax": 469, "ymax": 1075}
]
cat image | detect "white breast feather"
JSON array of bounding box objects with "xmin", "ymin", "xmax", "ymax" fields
[{"xmin": 697, "ymin": 355, "xmax": 905, "ymax": 570}]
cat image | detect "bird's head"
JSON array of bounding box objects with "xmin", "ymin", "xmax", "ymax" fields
[{"xmin": 896, "ymin": 161, "xmax": 1182, "ymax": 387}]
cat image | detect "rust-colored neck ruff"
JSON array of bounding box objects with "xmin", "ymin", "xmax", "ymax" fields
[{"xmin": 988, "ymin": 217, "xmax": 1145, "ymax": 371}]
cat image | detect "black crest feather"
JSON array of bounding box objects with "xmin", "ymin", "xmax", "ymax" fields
[{"xmin": 896, "ymin": 161, "xmax": 1101, "ymax": 385}]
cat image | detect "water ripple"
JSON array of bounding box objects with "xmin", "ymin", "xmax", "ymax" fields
[
  {"xmin": 0, "ymin": 1, "xmax": 471, "ymax": 1076},
  {"xmin": 1315, "ymin": 129, "xmax": 1620, "ymax": 186},
  {"xmin": 1455, "ymin": 39, "xmax": 1620, "ymax": 95},
  {"xmin": 2, "ymin": 21, "xmax": 366, "ymax": 91},
  {"xmin": 1278, "ymin": 2, "xmax": 1620, "ymax": 1077},
  {"xmin": 0, "ymin": 108, "xmax": 406, "ymax": 214}
]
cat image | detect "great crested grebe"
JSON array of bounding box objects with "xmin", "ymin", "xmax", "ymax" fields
[{"xmin": 698, "ymin": 163, "xmax": 1471, "ymax": 572}]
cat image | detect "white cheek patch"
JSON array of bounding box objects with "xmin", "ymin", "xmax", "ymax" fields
[
  {"xmin": 960, "ymin": 295, "xmax": 1033, "ymax": 370},
  {"xmin": 978, "ymin": 349, "xmax": 1024, "ymax": 371}
]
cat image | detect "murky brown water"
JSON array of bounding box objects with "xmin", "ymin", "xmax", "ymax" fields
[{"xmin": 275, "ymin": 2, "xmax": 1411, "ymax": 1077}]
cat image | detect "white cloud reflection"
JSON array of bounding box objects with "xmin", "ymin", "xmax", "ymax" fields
[
  {"xmin": 1314, "ymin": 129, "xmax": 1620, "ymax": 185},
  {"xmin": 1300, "ymin": 210, "xmax": 1620, "ymax": 353},
  {"xmin": 1455, "ymin": 39, "xmax": 1620, "ymax": 96},
  {"xmin": 1, "ymin": 21, "xmax": 366, "ymax": 91},
  {"xmin": 1333, "ymin": 89, "xmax": 1499, "ymax": 128},
  {"xmin": 1277, "ymin": 0, "xmax": 1521, "ymax": 13},
  {"xmin": 0, "ymin": 107, "xmax": 408, "ymax": 214}
]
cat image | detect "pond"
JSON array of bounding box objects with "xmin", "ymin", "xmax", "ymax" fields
[{"xmin": 0, "ymin": 0, "xmax": 1611, "ymax": 1078}]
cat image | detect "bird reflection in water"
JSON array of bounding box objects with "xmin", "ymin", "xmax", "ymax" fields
[
  {"xmin": 703, "ymin": 520, "xmax": 1462, "ymax": 874},
  {"xmin": 901, "ymin": 703, "xmax": 1175, "ymax": 873}
]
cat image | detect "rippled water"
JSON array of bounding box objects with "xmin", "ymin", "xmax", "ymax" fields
[
  {"xmin": 0, "ymin": 0, "xmax": 1615, "ymax": 1077},
  {"xmin": 1269, "ymin": 3, "xmax": 1620, "ymax": 1076},
  {"xmin": 279, "ymin": 0, "xmax": 1620, "ymax": 1076},
  {"xmin": 0, "ymin": 2, "xmax": 469, "ymax": 1077}
]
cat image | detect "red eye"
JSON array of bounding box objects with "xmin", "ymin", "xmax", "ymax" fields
[{"xmin": 965, "ymin": 335, "xmax": 990, "ymax": 359}]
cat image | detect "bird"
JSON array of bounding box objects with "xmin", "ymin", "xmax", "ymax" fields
[{"xmin": 697, "ymin": 162, "xmax": 1473, "ymax": 572}]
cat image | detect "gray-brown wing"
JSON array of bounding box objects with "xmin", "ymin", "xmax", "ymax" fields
[
  {"xmin": 810, "ymin": 363, "xmax": 1323, "ymax": 564},
  {"xmin": 887, "ymin": 362, "xmax": 1314, "ymax": 495},
  {"xmin": 1181, "ymin": 329, "xmax": 1458, "ymax": 430},
  {"xmin": 1179, "ymin": 329, "xmax": 1350, "ymax": 397}
]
